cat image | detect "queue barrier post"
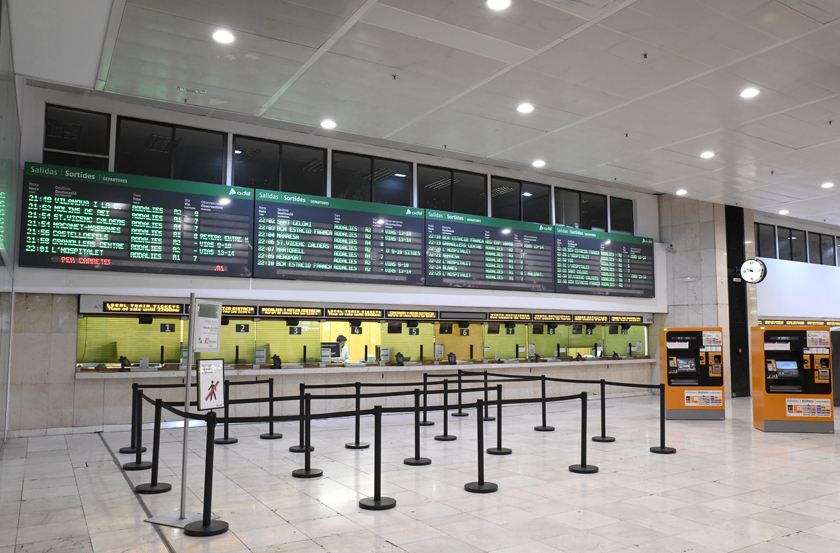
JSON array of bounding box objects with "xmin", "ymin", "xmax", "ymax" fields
[
  {"xmin": 419, "ymin": 373, "xmax": 434, "ymax": 426},
  {"xmin": 650, "ymin": 383, "xmax": 677, "ymax": 454},
  {"xmin": 359, "ymin": 405, "xmax": 397, "ymax": 510},
  {"xmin": 290, "ymin": 383, "xmax": 312, "ymax": 453},
  {"xmin": 487, "ymin": 384, "xmax": 511, "ymax": 455},
  {"xmin": 483, "ymin": 371, "xmax": 495, "ymax": 421},
  {"xmin": 465, "ymin": 400, "xmax": 497, "ymax": 493},
  {"xmin": 184, "ymin": 411, "xmax": 229, "ymax": 537},
  {"xmin": 346, "ymin": 382, "xmax": 369, "ymax": 449},
  {"xmin": 592, "ymin": 379, "xmax": 615, "ymax": 443},
  {"xmin": 453, "ymin": 370, "xmax": 468, "ymax": 417},
  {"xmin": 135, "ymin": 398, "xmax": 172, "ymax": 494},
  {"xmin": 119, "ymin": 383, "xmax": 146, "ymax": 454},
  {"xmin": 292, "ymin": 394, "xmax": 323, "ymax": 478},
  {"xmin": 260, "ymin": 379, "xmax": 282, "ymax": 440},
  {"xmin": 534, "ymin": 375, "xmax": 555, "ymax": 432},
  {"xmin": 123, "ymin": 389, "xmax": 152, "ymax": 471},
  {"xmin": 435, "ymin": 379, "xmax": 456, "ymax": 441},
  {"xmin": 214, "ymin": 381, "xmax": 238, "ymax": 445},
  {"xmin": 569, "ymin": 392, "xmax": 599, "ymax": 474},
  {"xmin": 404, "ymin": 389, "xmax": 431, "ymax": 466}
]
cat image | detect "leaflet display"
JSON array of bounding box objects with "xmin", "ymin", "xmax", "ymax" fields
[
  {"xmin": 20, "ymin": 163, "xmax": 253, "ymax": 276},
  {"xmin": 425, "ymin": 210, "xmax": 554, "ymax": 292},
  {"xmin": 555, "ymin": 227, "xmax": 655, "ymax": 298},
  {"xmin": 254, "ymin": 191, "xmax": 425, "ymax": 285}
]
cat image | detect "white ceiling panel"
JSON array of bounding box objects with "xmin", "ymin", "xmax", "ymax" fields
[
  {"xmin": 443, "ymin": 90, "xmax": 584, "ymax": 133},
  {"xmin": 700, "ymin": 0, "xmax": 821, "ymax": 40},
  {"xmin": 775, "ymin": 1, "xmax": 840, "ymax": 24}
]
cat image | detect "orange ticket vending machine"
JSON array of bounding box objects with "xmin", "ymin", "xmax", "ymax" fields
[
  {"xmin": 660, "ymin": 328, "xmax": 725, "ymax": 420},
  {"xmin": 751, "ymin": 326, "xmax": 834, "ymax": 433}
]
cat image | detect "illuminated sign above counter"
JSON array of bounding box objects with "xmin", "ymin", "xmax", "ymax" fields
[
  {"xmin": 258, "ymin": 306, "xmax": 324, "ymax": 317},
  {"xmin": 385, "ymin": 310, "xmax": 438, "ymax": 320},
  {"xmin": 489, "ymin": 312, "xmax": 532, "ymax": 321},
  {"xmin": 609, "ymin": 315, "xmax": 644, "ymax": 324},
  {"xmin": 533, "ymin": 314, "xmax": 573, "ymax": 322},
  {"xmin": 103, "ymin": 302, "xmax": 183, "ymax": 314},
  {"xmin": 573, "ymin": 314, "xmax": 610, "ymax": 323},
  {"xmin": 758, "ymin": 319, "xmax": 840, "ymax": 327},
  {"xmin": 326, "ymin": 308, "xmax": 384, "ymax": 318},
  {"xmin": 222, "ymin": 305, "xmax": 257, "ymax": 316}
]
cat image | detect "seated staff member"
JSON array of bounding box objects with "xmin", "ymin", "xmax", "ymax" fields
[{"xmin": 336, "ymin": 335, "xmax": 351, "ymax": 363}]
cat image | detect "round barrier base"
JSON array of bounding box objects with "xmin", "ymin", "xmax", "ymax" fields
[
  {"xmin": 404, "ymin": 457, "xmax": 431, "ymax": 466},
  {"xmin": 534, "ymin": 426, "xmax": 555, "ymax": 432},
  {"xmin": 483, "ymin": 417, "xmax": 496, "ymax": 422},
  {"xmin": 569, "ymin": 464, "xmax": 599, "ymax": 474},
  {"xmin": 260, "ymin": 433, "xmax": 283, "ymax": 440},
  {"xmin": 292, "ymin": 468, "xmax": 323, "ymax": 478},
  {"xmin": 487, "ymin": 447, "xmax": 512, "ymax": 455},
  {"xmin": 418, "ymin": 421, "xmax": 435, "ymax": 427},
  {"xmin": 184, "ymin": 519, "xmax": 229, "ymax": 537},
  {"xmin": 345, "ymin": 442, "xmax": 370, "ymax": 450},
  {"xmin": 465, "ymin": 482, "xmax": 498, "ymax": 493},
  {"xmin": 434, "ymin": 435, "xmax": 457, "ymax": 441},
  {"xmin": 135, "ymin": 482, "xmax": 172, "ymax": 494},
  {"xmin": 119, "ymin": 446, "xmax": 146, "ymax": 454},
  {"xmin": 214, "ymin": 438, "xmax": 238, "ymax": 445},
  {"xmin": 289, "ymin": 445, "xmax": 314, "ymax": 453},
  {"xmin": 592, "ymin": 436, "xmax": 615, "ymax": 443},
  {"xmin": 451, "ymin": 412, "xmax": 469, "ymax": 417},
  {"xmin": 122, "ymin": 461, "xmax": 152, "ymax": 471},
  {"xmin": 650, "ymin": 446, "xmax": 677, "ymax": 455},
  {"xmin": 359, "ymin": 497, "xmax": 396, "ymax": 511}
]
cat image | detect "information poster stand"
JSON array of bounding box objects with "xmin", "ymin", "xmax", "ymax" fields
[{"xmin": 197, "ymin": 359, "xmax": 225, "ymax": 411}]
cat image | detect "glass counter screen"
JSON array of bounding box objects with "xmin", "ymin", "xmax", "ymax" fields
[
  {"xmin": 676, "ymin": 358, "xmax": 696, "ymax": 372},
  {"xmin": 775, "ymin": 360, "xmax": 799, "ymax": 377}
]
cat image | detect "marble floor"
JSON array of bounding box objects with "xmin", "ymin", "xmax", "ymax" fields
[{"xmin": 0, "ymin": 394, "xmax": 839, "ymax": 553}]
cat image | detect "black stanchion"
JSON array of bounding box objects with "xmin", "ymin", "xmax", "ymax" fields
[
  {"xmin": 482, "ymin": 371, "xmax": 495, "ymax": 421},
  {"xmin": 214, "ymin": 381, "xmax": 238, "ymax": 445},
  {"xmin": 360, "ymin": 405, "xmax": 397, "ymax": 510},
  {"xmin": 452, "ymin": 370, "xmax": 468, "ymax": 417},
  {"xmin": 534, "ymin": 375, "xmax": 555, "ymax": 432},
  {"xmin": 465, "ymin": 400, "xmax": 497, "ymax": 493},
  {"xmin": 405, "ymin": 390, "xmax": 431, "ymax": 466},
  {"xmin": 290, "ymin": 383, "xmax": 313, "ymax": 453},
  {"xmin": 487, "ymin": 384, "xmax": 511, "ymax": 455},
  {"xmin": 184, "ymin": 411, "xmax": 229, "ymax": 537},
  {"xmin": 292, "ymin": 394, "xmax": 323, "ymax": 478},
  {"xmin": 119, "ymin": 384, "xmax": 147, "ymax": 454},
  {"xmin": 260, "ymin": 379, "xmax": 283, "ymax": 440},
  {"xmin": 435, "ymin": 379, "xmax": 456, "ymax": 441},
  {"xmin": 419, "ymin": 373, "xmax": 434, "ymax": 426},
  {"xmin": 569, "ymin": 392, "xmax": 599, "ymax": 474},
  {"xmin": 650, "ymin": 384, "xmax": 677, "ymax": 454},
  {"xmin": 136, "ymin": 399, "xmax": 172, "ymax": 494},
  {"xmin": 123, "ymin": 392, "xmax": 152, "ymax": 471},
  {"xmin": 346, "ymin": 382, "xmax": 369, "ymax": 449},
  {"xmin": 592, "ymin": 379, "xmax": 615, "ymax": 443}
]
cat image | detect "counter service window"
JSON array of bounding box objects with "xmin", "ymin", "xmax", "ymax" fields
[
  {"xmin": 609, "ymin": 197, "xmax": 634, "ymax": 234},
  {"xmin": 418, "ymin": 165, "xmax": 486, "ymax": 216},
  {"xmin": 43, "ymin": 105, "xmax": 110, "ymax": 170},
  {"xmin": 331, "ymin": 152, "xmax": 411, "ymax": 206},
  {"xmin": 777, "ymin": 226, "xmax": 807, "ymax": 262},
  {"xmin": 755, "ymin": 223, "xmax": 776, "ymax": 258},
  {"xmin": 808, "ymin": 232, "xmax": 836, "ymax": 266}
]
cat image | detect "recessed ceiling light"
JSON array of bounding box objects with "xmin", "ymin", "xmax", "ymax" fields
[
  {"xmin": 779, "ymin": 209, "xmax": 789, "ymax": 215},
  {"xmin": 394, "ymin": 173, "xmax": 407, "ymax": 178},
  {"xmin": 212, "ymin": 30, "xmax": 235, "ymax": 44},
  {"xmin": 676, "ymin": 189, "xmax": 688, "ymax": 196},
  {"xmin": 320, "ymin": 119, "xmax": 337, "ymax": 129},
  {"xmin": 532, "ymin": 160, "xmax": 546, "ymax": 168},
  {"xmin": 821, "ymin": 182, "xmax": 834, "ymax": 189},
  {"xmin": 517, "ymin": 103, "xmax": 534, "ymax": 114},
  {"xmin": 740, "ymin": 87, "xmax": 760, "ymax": 99},
  {"xmin": 700, "ymin": 151, "xmax": 715, "ymax": 159},
  {"xmin": 487, "ymin": 0, "xmax": 512, "ymax": 10},
  {"xmin": 234, "ymin": 149, "xmax": 242, "ymax": 155},
  {"xmin": 522, "ymin": 192, "xmax": 533, "ymax": 197}
]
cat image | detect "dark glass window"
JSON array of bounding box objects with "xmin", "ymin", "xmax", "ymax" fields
[
  {"xmin": 755, "ymin": 223, "xmax": 776, "ymax": 258},
  {"xmin": 173, "ymin": 127, "xmax": 225, "ymax": 184},
  {"xmin": 777, "ymin": 227, "xmax": 792, "ymax": 261},
  {"xmin": 522, "ymin": 182, "xmax": 550, "ymax": 224},
  {"xmin": 791, "ymin": 228, "xmax": 807, "ymax": 262},
  {"xmin": 554, "ymin": 189, "xmax": 580, "ymax": 227},
  {"xmin": 281, "ymin": 144, "xmax": 326, "ymax": 196},
  {"xmin": 331, "ymin": 152, "xmax": 371, "ymax": 201},
  {"xmin": 418, "ymin": 166, "xmax": 452, "ymax": 212},
  {"xmin": 824, "ymin": 235, "xmax": 836, "ymax": 266},
  {"xmin": 233, "ymin": 136, "xmax": 280, "ymax": 190},
  {"xmin": 372, "ymin": 158, "xmax": 411, "ymax": 206},
  {"xmin": 808, "ymin": 232, "xmax": 822, "ymax": 264},
  {"xmin": 44, "ymin": 105, "xmax": 110, "ymax": 169},
  {"xmin": 580, "ymin": 192, "xmax": 607, "ymax": 231},
  {"xmin": 42, "ymin": 151, "xmax": 107, "ymax": 171},
  {"xmin": 453, "ymin": 171, "xmax": 487, "ymax": 216},
  {"xmin": 491, "ymin": 177, "xmax": 521, "ymax": 220},
  {"xmin": 610, "ymin": 197, "xmax": 634, "ymax": 234}
]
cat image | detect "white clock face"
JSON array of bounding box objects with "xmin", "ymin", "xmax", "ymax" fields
[{"xmin": 740, "ymin": 259, "xmax": 766, "ymax": 283}]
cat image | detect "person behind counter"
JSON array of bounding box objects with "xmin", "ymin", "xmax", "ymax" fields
[{"xmin": 336, "ymin": 335, "xmax": 351, "ymax": 363}]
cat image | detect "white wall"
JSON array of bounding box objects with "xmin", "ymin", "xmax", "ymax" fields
[{"xmin": 756, "ymin": 257, "xmax": 840, "ymax": 320}]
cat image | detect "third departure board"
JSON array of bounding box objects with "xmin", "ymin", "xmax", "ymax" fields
[
  {"xmin": 426, "ymin": 210, "xmax": 554, "ymax": 292},
  {"xmin": 555, "ymin": 227, "xmax": 654, "ymax": 297},
  {"xmin": 254, "ymin": 191, "xmax": 425, "ymax": 285},
  {"xmin": 20, "ymin": 163, "xmax": 253, "ymax": 276}
]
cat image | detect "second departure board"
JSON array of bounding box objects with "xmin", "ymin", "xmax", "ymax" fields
[
  {"xmin": 555, "ymin": 227, "xmax": 654, "ymax": 297},
  {"xmin": 426, "ymin": 210, "xmax": 554, "ymax": 292},
  {"xmin": 254, "ymin": 191, "xmax": 425, "ymax": 285},
  {"xmin": 20, "ymin": 163, "xmax": 253, "ymax": 276}
]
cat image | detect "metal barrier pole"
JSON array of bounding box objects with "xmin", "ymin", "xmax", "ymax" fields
[
  {"xmin": 465, "ymin": 400, "xmax": 497, "ymax": 493},
  {"xmin": 534, "ymin": 375, "xmax": 555, "ymax": 432},
  {"xmin": 405, "ymin": 389, "xmax": 431, "ymax": 466},
  {"xmin": 184, "ymin": 411, "xmax": 229, "ymax": 537},
  {"xmin": 289, "ymin": 383, "xmax": 312, "ymax": 453},
  {"xmin": 487, "ymin": 384, "xmax": 511, "ymax": 455},
  {"xmin": 435, "ymin": 379, "xmax": 456, "ymax": 441},
  {"xmin": 260, "ymin": 379, "xmax": 282, "ymax": 440},
  {"xmin": 650, "ymin": 384, "xmax": 677, "ymax": 454},
  {"xmin": 293, "ymin": 394, "xmax": 323, "ymax": 478},
  {"xmin": 136, "ymin": 398, "xmax": 172, "ymax": 494},
  {"xmin": 346, "ymin": 382, "xmax": 369, "ymax": 449},
  {"xmin": 360, "ymin": 405, "xmax": 396, "ymax": 510},
  {"xmin": 483, "ymin": 371, "xmax": 495, "ymax": 421},
  {"xmin": 120, "ymin": 383, "xmax": 146, "ymax": 454},
  {"xmin": 570, "ymin": 392, "xmax": 598, "ymax": 474},
  {"xmin": 592, "ymin": 379, "xmax": 615, "ymax": 443},
  {"xmin": 419, "ymin": 373, "xmax": 433, "ymax": 426},
  {"xmin": 453, "ymin": 370, "xmax": 468, "ymax": 417},
  {"xmin": 215, "ymin": 381, "xmax": 237, "ymax": 445},
  {"xmin": 123, "ymin": 392, "xmax": 152, "ymax": 471}
]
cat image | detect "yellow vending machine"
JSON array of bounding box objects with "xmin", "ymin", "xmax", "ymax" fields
[
  {"xmin": 660, "ymin": 328, "xmax": 725, "ymax": 420},
  {"xmin": 751, "ymin": 326, "xmax": 833, "ymax": 433}
]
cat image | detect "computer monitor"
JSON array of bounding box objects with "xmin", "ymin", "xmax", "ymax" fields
[{"xmin": 321, "ymin": 342, "xmax": 340, "ymax": 357}]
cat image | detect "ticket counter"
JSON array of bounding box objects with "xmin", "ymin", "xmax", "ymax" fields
[
  {"xmin": 660, "ymin": 328, "xmax": 725, "ymax": 420},
  {"xmin": 751, "ymin": 326, "xmax": 834, "ymax": 433}
]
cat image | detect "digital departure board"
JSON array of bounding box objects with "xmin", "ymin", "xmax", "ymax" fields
[
  {"xmin": 254, "ymin": 191, "xmax": 425, "ymax": 285},
  {"xmin": 426, "ymin": 210, "xmax": 554, "ymax": 292},
  {"xmin": 20, "ymin": 163, "xmax": 253, "ymax": 276},
  {"xmin": 555, "ymin": 227, "xmax": 654, "ymax": 298}
]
